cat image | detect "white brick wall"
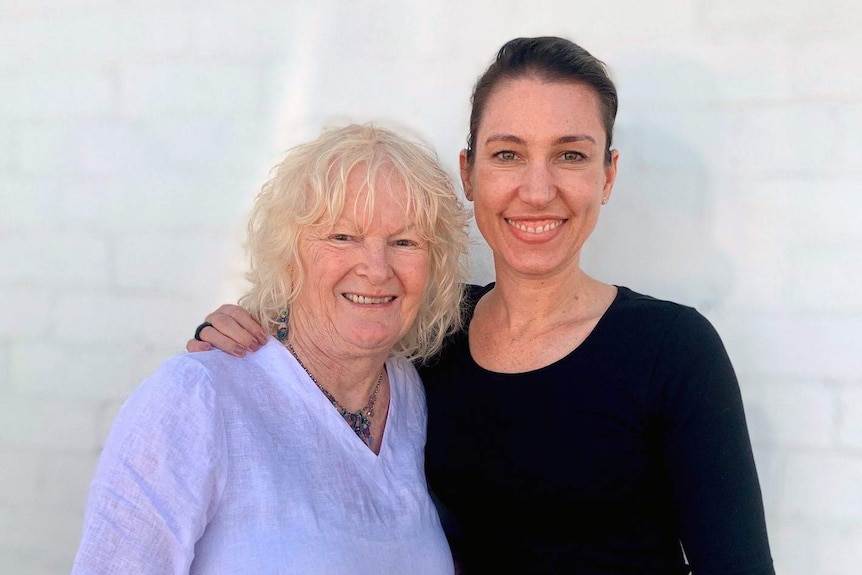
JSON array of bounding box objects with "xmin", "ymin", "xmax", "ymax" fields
[
  {"xmin": 839, "ymin": 387, "xmax": 862, "ymax": 449},
  {"xmin": 742, "ymin": 379, "xmax": 838, "ymax": 449},
  {"xmin": 2, "ymin": 1, "xmax": 860, "ymax": 572}
]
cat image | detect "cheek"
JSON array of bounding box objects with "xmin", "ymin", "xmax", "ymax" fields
[
  {"xmin": 308, "ymin": 257, "xmax": 349, "ymax": 293},
  {"xmin": 401, "ymin": 256, "xmax": 430, "ymax": 296},
  {"xmin": 473, "ymin": 171, "xmax": 520, "ymax": 212},
  {"xmin": 475, "ymin": 166, "xmax": 515, "ymax": 192},
  {"xmin": 413, "ymin": 258, "xmax": 432, "ymax": 290}
]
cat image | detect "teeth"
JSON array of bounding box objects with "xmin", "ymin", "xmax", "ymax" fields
[
  {"xmin": 344, "ymin": 294, "xmax": 395, "ymax": 304},
  {"xmin": 506, "ymin": 219, "xmax": 563, "ymax": 234}
]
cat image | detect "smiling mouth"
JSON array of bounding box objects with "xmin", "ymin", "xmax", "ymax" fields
[
  {"xmin": 505, "ymin": 218, "xmax": 564, "ymax": 234},
  {"xmin": 343, "ymin": 294, "xmax": 396, "ymax": 304}
]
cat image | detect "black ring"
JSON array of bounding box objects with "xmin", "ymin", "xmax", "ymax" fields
[{"xmin": 194, "ymin": 321, "xmax": 213, "ymax": 342}]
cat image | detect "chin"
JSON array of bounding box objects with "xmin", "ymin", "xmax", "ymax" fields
[
  {"xmin": 505, "ymin": 256, "xmax": 568, "ymax": 277},
  {"xmin": 346, "ymin": 332, "xmax": 401, "ymax": 353}
]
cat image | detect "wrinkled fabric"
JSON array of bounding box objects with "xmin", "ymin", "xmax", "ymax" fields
[{"xmin": 73, "ymin": 338, "xmax": 453, "ymax": 575}]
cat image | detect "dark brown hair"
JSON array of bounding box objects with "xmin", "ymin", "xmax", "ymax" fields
[{"xmin": 465, "ymin": 36, "xmax": 618, "ymax": 165}]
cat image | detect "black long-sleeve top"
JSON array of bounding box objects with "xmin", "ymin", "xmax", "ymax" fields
[{"xmin": 421, "ymin": 284, "xmax": 774, "ymax": 574}]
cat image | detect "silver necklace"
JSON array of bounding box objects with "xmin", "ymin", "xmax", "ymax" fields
[{"xmin": 285, "ymin": 342, "xmax": 383, "ymax": 447}]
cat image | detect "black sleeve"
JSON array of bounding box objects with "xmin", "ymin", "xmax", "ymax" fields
[{"xmin": 651, "ymin": 308, "xmax": 775, "ymax": 575}]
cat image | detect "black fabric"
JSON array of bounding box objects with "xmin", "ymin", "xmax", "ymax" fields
[{"xmin": 421, "ymin": 284, "xmax": 774, "ymax": 575}]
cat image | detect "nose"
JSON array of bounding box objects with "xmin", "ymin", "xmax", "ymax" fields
[
  {"xmin": 518, "ymin": 161, "xmax": 556, "ymax": 207},
  {"xmin": 356, "ymin": 239, "xmax": 392, "ymax": 284}
]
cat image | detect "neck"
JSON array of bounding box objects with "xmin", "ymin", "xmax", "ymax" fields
[
  {"xmin": 484, "ymin": 266, "xmax": 607, "ymax": 334},
  {"xmin": 286, "ymin": 333, "xmax": 387, "ymax": 412}
]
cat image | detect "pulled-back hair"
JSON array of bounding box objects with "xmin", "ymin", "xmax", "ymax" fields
[
  {"xmin": 241, "ymin": 123, "xmax": 470, "ymax": 362},
  {"xmin": 466, "ymin": 36, "xmax": 618, "ymax": 164}
]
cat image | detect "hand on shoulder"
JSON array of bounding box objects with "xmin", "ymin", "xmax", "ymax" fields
[{"xmin": 188, "ymin": 304, "xmax": 268, "ymax": 357}]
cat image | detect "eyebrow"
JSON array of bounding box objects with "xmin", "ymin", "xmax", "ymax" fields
[
  {"xmin": 484, "ymin": 134, "xmax": 598, "ymax": 146},
  {"xmin": 333, "ymin": 215, "xmax": 419, "ymax": 236}
]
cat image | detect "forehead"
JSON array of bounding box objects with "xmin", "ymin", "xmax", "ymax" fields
[
  {"xmin": 331, "ymin": 165, "xmax": 411, "ymax": 225},
  {"xmin": 478, "ymin": 78, "xmax": 605, "ymax": 144},
  {"xmin": 343, "ymin": 163, "xmax": 406, "ymax": 202}
]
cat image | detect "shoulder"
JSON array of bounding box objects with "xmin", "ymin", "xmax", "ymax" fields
[
  {"xmin": 387, "ymin": 356, "xmax": 423, "ymax": 396},
  {"xmin": 112, "ymin": 353, "xmax": 227, "ymax": 437},
  {"xmin": 92, "ymin": 354, "xmax": 233, "ymax": 502},
  {"xmin": 117, "ymin": 343, "xmax": 283, "ymax": 427},
  {"xmin": 613, "ymin": 285, "xmax": 693, "ymax": 316},
  {"xmin": 610, "ymin": 288, "xmax": 739, "ymax": 403},
  {"xmin": 134, "ymin": 352, "xmax": 218, "ymax": 403},
  {"xmin": 454, "ymin": 282, "xmax": 494, "ymax": 326},
  {"xmin": 464, "ymin": 282, "xmax": 494, "ymax": 307},
  {"xmin": 414, "ymin": 284, "xmax": 490, "ymax": 370},
  {"xmin": 167, "ymin": 338, "xmax": 288, "ymax": 395},
  {"xmin": 387, "ymin": 356, "xmax": 430, "ymax": 427},
  {"xmin": 388, "ymin": 354, "xmax": 421, "ymax": 376},
  {"xmin": 597, "ymin": 286, "xmax": 731, "ymax": 380},
  {"xmin": 609, "ymin": 286, "xmax": 718, "ymax": 338}
]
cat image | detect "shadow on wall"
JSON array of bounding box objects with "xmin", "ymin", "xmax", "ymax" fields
[
  {"xmin": 583, "ymin": 51, "xmax": 784, "ymax": 564},
  {"xmin": 582, "ymin": 53, "xmax": 735, "ymax": 315}
]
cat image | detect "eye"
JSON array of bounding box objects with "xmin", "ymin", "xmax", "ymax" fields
[
  {"xmin": 330, "ymin": 233, "xmax": 354, "ymax": 242},
  {"xmin": 492, "ymin": 150, "xmax": 518, "ymax": 162},
  {"xmin": 561, "ymin": 151, "xmax": 586, "ymax": 161},
  {"xmin": 393, "ymin": 234, "xmax": 427, "ymax": 248}
]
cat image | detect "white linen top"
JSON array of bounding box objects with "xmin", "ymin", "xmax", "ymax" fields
[{"xmin": 71, "ymin": 338, "xmax": 454, "ymax": 574}]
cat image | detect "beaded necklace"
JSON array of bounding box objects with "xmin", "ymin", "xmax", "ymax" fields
[{"xmin": 285, "ymin": 341, "xmax": 383, "ymax": 447}]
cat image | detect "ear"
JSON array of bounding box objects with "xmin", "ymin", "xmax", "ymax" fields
[
  {"xmin": 601, "ymin": 149, "xmax": 619, "ymax": 203},
  {"xmin": 459, "ymin": 149, "xmax": 474, "ymax": 202}
]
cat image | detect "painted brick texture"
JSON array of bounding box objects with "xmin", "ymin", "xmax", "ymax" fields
[{"xmin": 1, "ymin": 1, "xmax": 859, "ymax": 572}]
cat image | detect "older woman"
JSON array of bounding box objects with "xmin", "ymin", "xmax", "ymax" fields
[{"xmin": 72, "ymin": 124, "xmax": 468, "ymax": 574}]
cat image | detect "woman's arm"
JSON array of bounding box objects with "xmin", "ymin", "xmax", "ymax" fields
[
  {"xmin": 654, "ymin": 308, "xmax": 774, "ymax": 575},
  {"xmin": 71, "ymin": 358, "xmax": 227, "ymax": 574},
  {"xmin": 186, "ymin": 304, "xmax": 268, "ymax": 356}
]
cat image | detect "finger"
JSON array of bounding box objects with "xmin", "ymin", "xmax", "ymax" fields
[
  {"xmin": 216, "ymin": 304, "xmax": 269, "ymax": 346},
  {"xmin": 196, "ymin": 324, "xmax": 248, "ymax": 357},
  {"xmin": 205, "ymin": 313, "xmax": 258, "ymax": 352},
  {"xmin": 206, "ymin": 306, "xmax": 268, "ymax": 348},
  {"xmin": 186, "ymin": 339, "xmax": 211, "ymax": 353}
]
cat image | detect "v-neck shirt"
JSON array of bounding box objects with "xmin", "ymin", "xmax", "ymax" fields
[{"xmin": 73, "ymin": 338, "xmax": 453, "ymax": 574}]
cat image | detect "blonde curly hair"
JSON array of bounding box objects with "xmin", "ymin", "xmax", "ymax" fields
[{"xmin": 240, "ymin": 123, "xmax": 470, "ymax": 362}]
